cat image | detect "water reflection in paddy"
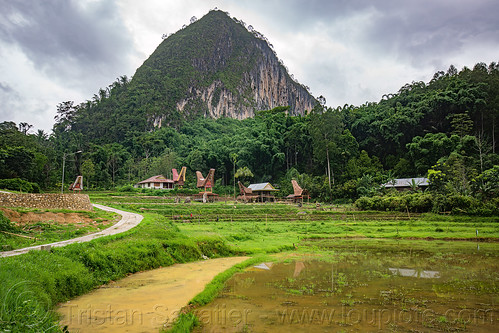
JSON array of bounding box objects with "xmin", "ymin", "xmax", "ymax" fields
[{"xmin": 193, "ymin": 243, "xmax": 498, "ymax": 332}]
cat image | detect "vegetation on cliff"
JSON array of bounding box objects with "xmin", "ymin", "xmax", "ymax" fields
[
  {"xmin": 0, "ymin": 10, "xmax": 498, "ymax": 212},
  {"xmin": 1, "ymin": 62, "xmax": 499, "ymax": 211},
  {"xmin": 60, "ymin": 10, "xmax": 315, "ymax": 143}
]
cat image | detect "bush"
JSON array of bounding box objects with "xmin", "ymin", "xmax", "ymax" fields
[
  {"xmin": 356, "ymin": 192, "xmax": 497, "ymax": 215},
  {"xmin": 470, "ymin": 198, "xmax": 499, "ymax": 216},
  {"xmin": 0, "ymin": 211, "xmax": 17, "ymax": 232},
  {"xmin": 213, "ymin": 185, "xmax": 233, "ymax": 196},
  {"xmin": 447, "ymin": 195, "xmax": 476, "ymax": 213},
  {"xmin": 355, "ymin": 197, "xmax": 374, "ymax": 210},
  {"xmin": 408, "ymin": 193, "xmax": 433, "ymax": 212},
  {"xmin": 0, "ymin": 178, "xmax": 41, "ymax": 193},
  {"xmin": 170, "ymin": 188, "xmax": 202, "ymax": 195},
  {"xmin": 117, "ymin": 185, "xmax": 136, "ymax": 192},
  {"xmin": 152, "ymin": 189, "xmax": 168, "ymax": 196}
]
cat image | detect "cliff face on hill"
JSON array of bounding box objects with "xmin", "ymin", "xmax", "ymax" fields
[
  {"xmin": 131, "ymin": 10, "xmax": 316, "ymax": 127},
  {"xmin": 67, "ymin": 10, "xmax": 317, "ymax": 141},
  {"xmin": 182, "ymin": 51, "xmax": 315, "ymax": 120}
]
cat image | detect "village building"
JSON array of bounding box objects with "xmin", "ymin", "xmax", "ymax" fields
[
  {"xmin": 382, "ymin": 177, "xmax": 429, "ymax": 191},
  {"xmin": 286, "ymin": 179, "xmax": 310, "ymax": 203},
  {"xmin": 135, "ymin": 175, "xmax": 175, "ymax": 190},
  {"xmin": 248, "ymin": 182, "xmax": 279, "ymax": 202}
]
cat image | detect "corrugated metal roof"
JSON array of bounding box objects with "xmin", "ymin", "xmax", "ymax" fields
[
  {"xmin": 137, "ymin": 175, "xmax": 174, "ymax": 184},
  {"xmin": 383, "ymin": 177, "xmax": 429, "ymax": 188},
  {"xmin": 248, "ymin": 182, "xmax": 278, "ymax": 191}
]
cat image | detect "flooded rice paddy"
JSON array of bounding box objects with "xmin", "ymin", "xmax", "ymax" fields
[
  {"xmin": 56, "ymin": 239, "xmax": 498, "ymax": 332},
  {"xmin": 193, "ymin": 240, "xmax": 498, "ymax": 332}
]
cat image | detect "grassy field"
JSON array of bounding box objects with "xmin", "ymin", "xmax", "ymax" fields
[
  {"xmin": 91, "ymin": 192, "xmax": 499, "ymax": 253},
  {"xmin": 88, "ymin": 192, "xmax": 499, "ymax": 332},
  {"xmin": 0, "ymin": 194, "xmax": 239, "ymax": 332},
  {"xmin": 1, "ymin": 191, "xmax": 498, "ymax": 332}
]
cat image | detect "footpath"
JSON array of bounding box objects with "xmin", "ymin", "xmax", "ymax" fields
[{"xmin": 0, "ymin": 204, "xmax": 143, "ymax": 258}]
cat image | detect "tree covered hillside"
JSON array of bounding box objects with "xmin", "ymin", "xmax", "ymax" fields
[
  {"xmin": 55, "ymin": 10, "xmax": 315, "ymax": 145},
  {"xmin": 1, "ymin": 62, "xmax": 498, "ymax": 212}
]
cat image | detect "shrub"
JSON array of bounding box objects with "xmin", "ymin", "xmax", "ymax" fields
[
  {"xmin": 355, "ymin": 192, "xmax": 493, "ymax": 215},
  {"xmin": 117, "ymin": 185, "xmax": 136, "ymax": 192},
  {"xmin": 447, "ymin": 195, "xmax": 476, "ymax": 213},
  {"xmin": 407, "ymin": 193, "xmax": 433, "ymax": 212},
  {"xmin": 354, "ymin": 196, "xmax": 372, "ymax": 210},
  {"xmin": 152, "ymin": 189, "xmax": 168, "ymax": 196},
  {"xmin": 0, "ymin": 178, "xmax": 41, "ymax": 193},
  {"xmin": 0, "ymin": 211, "xmax": 17, "ymax": 232}
]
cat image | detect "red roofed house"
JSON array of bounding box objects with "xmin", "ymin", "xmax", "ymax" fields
[{"xmin": 135, "ymin": 175, "xmax": 174, "ymax": 190}]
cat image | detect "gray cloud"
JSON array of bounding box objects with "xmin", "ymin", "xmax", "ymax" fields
[
  {"xmin": 0, "ymin": 80, "xmax": 54, "ymax": 131},
  {"xmin": 355, "ymin": 1, "xmax": 499, "ymax": 67},
  {"xmin": 233, "ymin": 0, "xmax": 499, "ymax": 106},
  {"xmin": 0, "ymin": 82, "xmax": 16, "ymax": 94},
  {"xmin": 1, "ymin": 0, "xmax": 499, "ymax": 131},
  {"xmin": 235, "ymin": 0, "xmax": 499, "ymax": 66},
  {"xmin": 0, "ymin": 82, "xmax": 20, "ymax": 121},
  {"xmin": 0, "ymin": 0, "xmax": 136, "ymax": 85}
]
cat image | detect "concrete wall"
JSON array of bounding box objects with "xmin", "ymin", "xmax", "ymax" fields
[{"xmin": 0, "ymin": 193, "xmax": 92, "ymax": 211}]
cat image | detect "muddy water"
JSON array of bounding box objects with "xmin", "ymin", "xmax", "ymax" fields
[
  {"xmin": 193, "ymin": 246, "xmax": 498, "ymax": 332},
  {"xmin": 57, "ymin": 256, "xmax": 248, "ymax": 332}
]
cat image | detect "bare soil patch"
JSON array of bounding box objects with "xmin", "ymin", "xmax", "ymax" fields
[{"xmin": 0, "ymin": 208, "xmax": 108, "ymax": 228}]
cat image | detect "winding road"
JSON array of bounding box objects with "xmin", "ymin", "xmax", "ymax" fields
[{"xmin": 0, "ymin": 204, "xmax": 143, "ymax": 258}]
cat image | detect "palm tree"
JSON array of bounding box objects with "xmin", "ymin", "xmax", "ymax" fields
[
  {"xmin": 408, "ymin": 178, "xmax": 421, "ymax": 192},
  {"xmin": 235, "ymin": 167, "xmax": 254, "ymax": 184}
]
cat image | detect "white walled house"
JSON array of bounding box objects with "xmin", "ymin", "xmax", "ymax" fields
[{"xmin": 135, "ymin": 175, "xmax": 175, "ymax": 190}]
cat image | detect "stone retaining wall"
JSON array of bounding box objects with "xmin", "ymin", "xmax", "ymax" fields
[{"xmin": 0, "ymin": 193, "xmax": 92, "ymax": 211}]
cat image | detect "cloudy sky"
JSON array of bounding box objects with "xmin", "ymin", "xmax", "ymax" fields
[{"xmin": 1, "ymin": 0, "xmax": 498, "ymax": 133}]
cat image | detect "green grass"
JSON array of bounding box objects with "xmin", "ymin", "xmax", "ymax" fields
[
  {"xmin": 166, "ymin": 313, "xmax": 199, "ymax": 333},
  {"xmin": 88, "ymin": 191, "xmax": 499, "ymax": 245},
  {"xmin": 0, "ymin": 210, "xmax": 238, "ymax": 332},
  {"xmin": 113, "ymin": 200, "xmax": 497, "ymax": 253},
  {"xmin": 1, "ymin": 191, "xmax": 498, "ymax": 332}
]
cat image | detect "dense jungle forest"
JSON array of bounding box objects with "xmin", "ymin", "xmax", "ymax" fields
[{"xmin": 1, "ymin": 62, "xmax": 498, "ymax": 211}]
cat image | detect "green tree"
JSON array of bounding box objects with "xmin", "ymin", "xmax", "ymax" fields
[
  {"xmin": 356, "ymin": 174, "xmax": 379, "ymax": 197},
  {"xmin": 230, "ymin": 153, "xmax": 238, "ymax": 198},
  {"xmin": 407, "ymin": 133, "xmax": 460, "ymax": 175},
  {"xmin": 0, "ymin": 146, "xmax": 35, "ymax": 180},
  {"xmin": 235, "ymin": 166, "xmax": 253, "ymax": 184},
  {"xmin": 103, "ymin": 143, "xmax": 129, "ymax": 187},
  {"xmin": 309, "ymin": 108, "xmax": 343, "ymax": 188},
  {"xmin": 149, "ymin": 150, "xmax": 177, "ymax": 179},
  {"xmin": 449, "ymin": 111, "xmax": 474, "ymax": 138},
  {"xmin": 81, "ymin": 159, "xmax": 95, "ymax": 189},
  {"xmin": 188, "ymin": 150, "xmax": 206, "ymax": 173},
  {"xmin": 474, "ymin": 165, "xmax": 499, "ymax": 199}
]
